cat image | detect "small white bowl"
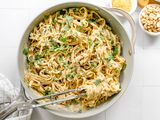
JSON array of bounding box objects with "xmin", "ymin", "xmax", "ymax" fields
[
  {"xmin": 109, "ymin": 0, "xmax": 137, "ymax": 15},
  {"xmin": 139, "ymin": 4, "xmax": 160, "ymax": 36}
]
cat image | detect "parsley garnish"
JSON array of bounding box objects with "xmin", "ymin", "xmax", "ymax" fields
[
  {"xmin": 49, "ymin": 26, "xmax": 52, "ymax": 31},
  {"xmin": 44, "ymin": 15, "xmax": 49, "ymax": 20},
  {"xmin": 50, "ymin": 45, "xmax": 63, "ymax": 52},
  {"xmin": 122, "ymin": 63, "xmax": 127, "ymax": 70},
  {"xmin": 105, "ymin": 46, "xmax": 118, "ymax": 62},
  {"xmin": 50, "ymin": 44, "xmax": 59, "ymax": 51},
  {"xmin": 23, "ymin": 48, "xmax": 29, "ymax": 56},
  {"xmin": 100, "ymin": 36, "xmax": 105, "ymax": 41},
  {"xmin": 60, "ymin": 9, "xmax": 66, "ymax": 15},
  {"xmin": 44, "ymin": 89, "xmax": 53, "ymax": 96},
  {"xmin": 73, "ymin": 8, "xmax": 78, "ymax": 12},
  {"xmin": 72, "ymin": 99, "xmax": 79, "ymax": 105},
  {"xmin": 90, "ymin": 61, "xmax": 97, "ymax": 67},
  {"xmin": 52, "ymin": 19, "xmax": 56, "ymax": 25},
  {"xmin": 50, "ymin": 46, "xmax": 57, "ymax": 52},
  {"xmin": 66, "ymin": 72, "xmax": 76, "ymax": 79},
  {"xmin": 63, "ymin": 61, "xmax": 69, "ymax": 68},
  {"xmin": 110, "ymin": 40, "xmax": 114, "ymax": 45},
  {"xmin": 112, "ymin": 46, "xmax": 118, "ymax": 56},
  {"xmin": 59, "ymin": 37, "xmax": 67, "ymax": 43},
  {"xmin": 53, "ymin": 78, "xmax": 60, "ymax": 81},
  {"xmin": 35, "ymin": 54, "xmax": 42, "ymax": 60},
  {"xmin": 94, "ymin": 79, "xmax": 101, "ymax": 86},
  {"xmin": 88, "ymin": 19, "xmax": 96, "ymax": 23},
  {"xmin": 49, "ymin": 39, "xmax": 55, "ymax": 44},
  {"xmin": 106, "ymin": 54, "xmax": 114, "ymax": 61},
  {"xmin": 78, "ymin": 109, "xmax": 82, "ymax": 113},
  {"xmin": 88, "ymin": 39, "xmax": 92, "ymax": 47},
  {"xmin": 58, "ymin": 56, "xmax": 63, "ymax": 61},
  {"xmin": 106, "ymin": 25, "xmax": 112, "ymax": 30}
]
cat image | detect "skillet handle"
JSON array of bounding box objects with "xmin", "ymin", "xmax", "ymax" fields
[{"xmin": 103, "ymin": 7, "xmax": 136, "ymax": 55}]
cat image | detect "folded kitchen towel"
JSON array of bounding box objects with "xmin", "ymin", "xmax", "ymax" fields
[{"xmin": 0, "ymin": 73, "xmax": 32, "ymax": 120}]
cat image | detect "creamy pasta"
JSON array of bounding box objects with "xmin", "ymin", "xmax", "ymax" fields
[{"xmin": 23, "ymin": 7, "xmax": 126, "ymax": 112}]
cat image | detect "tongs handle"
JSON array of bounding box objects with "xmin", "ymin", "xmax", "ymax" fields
[
  {"xmin": 0, "ymin": 101, "xmax": 18, "ymax": 120},
  {"xmin": 0, "ymin": 88, "xmax": 86, "ymax": 120}
]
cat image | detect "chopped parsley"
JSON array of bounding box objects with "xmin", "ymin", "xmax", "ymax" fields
[
  {"xmin": 73, "ymin": 8, "xmax": 78, "ymax": 12},
  {"xmin": 105, "ymin": 46, "xmax": 118, "ymax": 62},
  {"xmin": 49, "ymin": 39, "xmax": 56, "ymax": 45},
  {"xmin": 35, "ymin": 54, "xmax": 42, "ymax": 60},
  {"xmin": 78, "ymin": 109, "xmax": 82, "ymax": 113},
  {"xmin": 122, "ymin": 63, "xmax": 127, "ymax": 70},
  {"xmin": 63, "ymin": 61, "xmax": 69, "ymax": 68},
  {"xmin": 100, "ymin": 36, "xmax": 105, "ymax": 41},
  {"xmin": 26, "ymin": 57, "xmax": 29, "ymax": 64},
  {"xmin": 59, "ymin": 37, "xmax": 67, "ymax": 43},
  {"xmin": 49, "ymin": 26, "xmax": 52, "ymax": 31},
  {"xmin": 50, "ymin": 45, "xmax": 63, "ymax": 52},
  {"xmin": 110, "ymin": 40, "xmax": 114, "ymax": 45},
  {"xmin": 53, "ymin": 77, "xmax": 60, "ymax": 81},
  {"xmin": 50, "ymin": 44, "xmax": 59, "ymax": 51},
  {"xmin": 66, "ymin": 72, "xmax": 76, "ymax": 79},
  {"xmin": 44, "ymin": 89, "xmax": 53, "ymax": 96},
  {"xmin": 88, "ymin": 39, "xmax": 92, "ymax": 47},
  {"xmin": 58, "ymin": 56, "xmax": 63, "ymax": 61},
  {"xmin": 106, "ymin": 25, "xmax": 112, "ymax": 30},
  {"xmin": 94, "ymin": 79, "xmax": 101, "ymax": 86},
  {"xmin": 66, "ymin": 45, "xmax": 72, "ymax": 49},
  {"xmin": 50, "ymin": 46, "xmax": 56, "ymax": 52},
  {"xmin": 88, "ymin": 19, "xmax": 96, "ymax": 23},
  {"xmin": 60, "ymin": 9, "xmax": 66, "ymax": 15},
  {"xmin": 44, "ymin": 15, "xmax": 49, "ymax": 20},
  {"xmin": 52, "ymin": 19, "xmax": 56, "ymax": 25},
  {"xmin": 23, "ymin": 48, "xmax": 29, "ymax": 56},
  {"xmin": 112, "ymin": 46, "xmax": 118, "ymax": 56},
  {"xmin": 72, "ymin": 99, "xmax": 79, "ymax": 105},
  {"xmin": 106, "ymin": 54, "xmax": 114, "ymax": 61},
  {"xmin": 90, "ymin": 61, "xmax": 97, "ymax": 67}
]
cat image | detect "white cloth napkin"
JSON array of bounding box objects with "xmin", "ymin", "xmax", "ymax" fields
[{"xmin": 0, "ymin": 73, "xmax": 32, "ymax": 120}]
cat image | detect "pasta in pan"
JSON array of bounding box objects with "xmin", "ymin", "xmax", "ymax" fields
[{"xmin": 23, "ymin": 7, "xmax": 126, "ymax": 112}]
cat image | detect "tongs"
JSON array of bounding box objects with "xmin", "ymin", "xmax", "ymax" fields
[{"xmin": 0, "ymin": 86, "xmax": 86, "ymax": 120}]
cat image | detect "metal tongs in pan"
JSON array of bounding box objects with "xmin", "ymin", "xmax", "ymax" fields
[{"xmin": 0, "ymin": 86, "xmax": 86, "ymax": 120}]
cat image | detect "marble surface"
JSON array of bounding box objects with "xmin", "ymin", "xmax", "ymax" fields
[{"xmin": 0, "ymin": 0, "xmax": 160, "ymax": 120}]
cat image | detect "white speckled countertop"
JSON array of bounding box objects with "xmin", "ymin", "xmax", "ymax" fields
[{"xmin": 0, "ymin": 0, "xmax": 160, "ymax": 120}]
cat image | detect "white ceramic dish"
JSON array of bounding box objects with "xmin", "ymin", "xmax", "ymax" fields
[
  {"xmin": 109, "ymin": 0, "xmax": 137, "ymax": 15},
  {"xmin": 139, "ymin": 4, "xmax": 160, "ymax": 36},
  {"xmin": 18, "ymin": 2, "xmax": 136, "ymax": 118}
]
